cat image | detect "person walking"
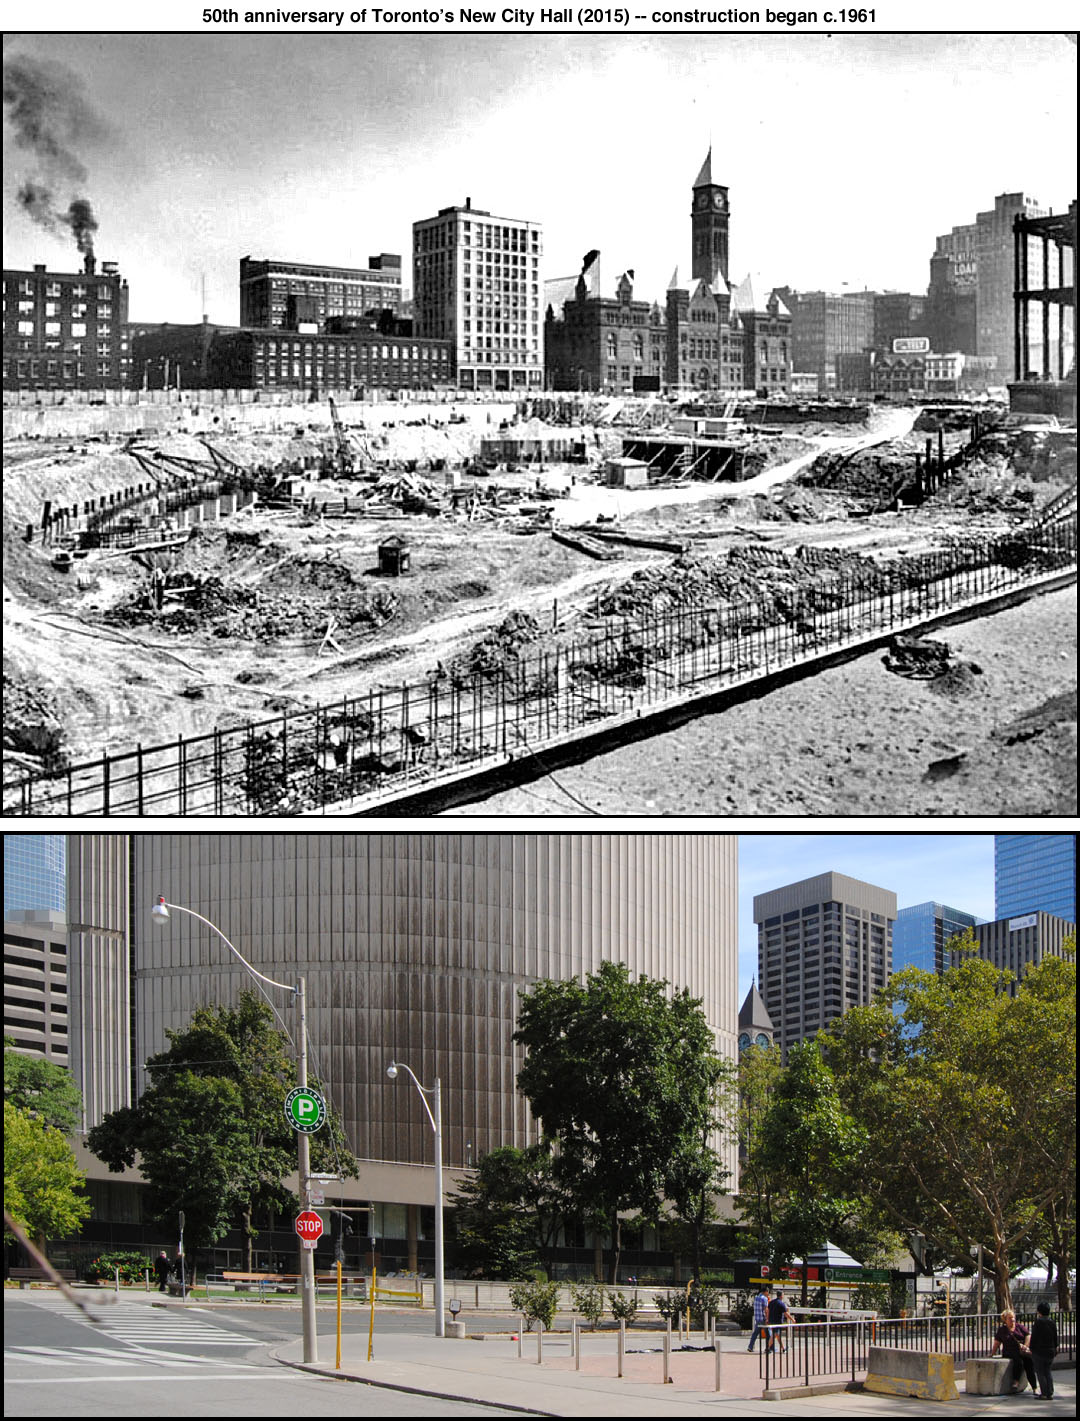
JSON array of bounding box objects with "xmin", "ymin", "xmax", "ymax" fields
[
  {"xmin": 990, "ymin": 1307, "xmax": 1037, "ymax": 1394},
  {"xmin": 747, "ymin": 1284, "xmax": 772, "ymax": 1351},
  {"xmin": 766, "ymin": 1290, "xmax": 794, "ymax": 1353},
  {"xmin": 153, "ymin": 1251, "xmax": 170, "ymax": 1293},
  {"xmin": 1028, "ymin": 1302, "xmax": 1058, "ymax": 1399}
]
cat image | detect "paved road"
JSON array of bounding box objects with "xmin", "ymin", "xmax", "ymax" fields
[{"xmin": 3, "ymin": 1292, "xmax": 520, "ymax": 1418}]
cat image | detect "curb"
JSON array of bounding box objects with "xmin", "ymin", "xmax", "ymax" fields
[{"xmin": 270, "ymin": 1346, "xmax": 554, "ymax": 1415}]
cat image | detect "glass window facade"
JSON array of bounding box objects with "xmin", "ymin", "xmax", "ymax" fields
[
  {"xmin": 995, "ymin": 835, "xmax": 1076, "ymax": 923},
  {"xmin": 892, "ymin": 901, "xmax": 982, "ymax": 979},
  {"xmin": 4, "ymin": 834, "xmax": 66, "ymax": 917}
]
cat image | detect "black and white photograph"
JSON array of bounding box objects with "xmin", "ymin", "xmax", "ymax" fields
[{"xmin": 3, "ymin": 16, "xmax": 1075, "ymax": 819}]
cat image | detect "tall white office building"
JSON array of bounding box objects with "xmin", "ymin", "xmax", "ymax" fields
[{"xmin": 413, "ymin": 200, "xmax": 543, "ymax": 392}]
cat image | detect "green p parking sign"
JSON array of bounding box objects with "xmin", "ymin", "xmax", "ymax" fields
[{"xmin": 285, "ymin": 1086, "xmax": 326, "ymax": 1133}]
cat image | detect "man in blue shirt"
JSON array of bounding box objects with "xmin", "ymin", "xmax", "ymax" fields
[{"xmin": 747, "ymin": 1284, "xmax": 772, "ymax": 1351}]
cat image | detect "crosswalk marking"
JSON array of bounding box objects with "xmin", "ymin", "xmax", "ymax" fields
[{"xmin": 6, "ymin": 1343, "xmax": 258, "ymax": 1369}]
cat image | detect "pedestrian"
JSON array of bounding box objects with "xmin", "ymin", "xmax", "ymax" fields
[
  {"xmin": 747, "ymin": 1283, "xmax": 772, "ymax": 1351},
  {"xmin": 990, "ymin": 1307, "xmax": 1037, "ymax": 1394},
  {"xmin": 766, "ymin": 1289, "xmax": 793, "ymax": 1353},
  {"xmin": 153, "ymin": 1250, "xmax": 170, "ymax": 1293},
  {"xmin": 1028, "ymin": 1302, "xmax": 1058, "ymax": 1399}
]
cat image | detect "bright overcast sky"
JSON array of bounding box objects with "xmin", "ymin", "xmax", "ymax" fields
[
  {"xmin": 3, "ymin": 26, "xmax": 1075, "ymax": 323},
  {"xmin": 737, "ymin": 833, "xmax": 997, "ymax": 999}
]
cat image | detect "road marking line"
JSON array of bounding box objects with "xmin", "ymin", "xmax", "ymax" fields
[{"xmin": 5, "ymin": 1374, "xmax": 263, "ymax": 1385}]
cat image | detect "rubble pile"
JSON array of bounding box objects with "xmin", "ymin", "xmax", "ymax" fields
[
  {"xmin": 3, "ymin": 671, "xmax": 68, "ymax": 770},
  {"xmin": 446, "ymin": 610, "xmax": 543, "ymax": 683},
  {"xmin": 797, "ymin": 447, "xmax": 913, "ymax": 501},
  {"xmin": 103, "ymin": 573, "xmax": 398, "ymax": 643}
]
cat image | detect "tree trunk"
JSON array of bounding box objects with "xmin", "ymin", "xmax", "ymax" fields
[
  {"xmin": 244, "ymin": 1204, "xmax": 253, "ymax": 1275},
  {"xmin": 801, "ymin": 1261, "xmax": 809, "ymax": 1307},
  {"xmin": 593, "ymin": 1232, "xmax": 603, "ymax": 1282},
  {"xmin": 609, "ymin": 1212, "xmax": 622, "ymax": 1286},
  {"xmin": 990, "ymin": 1238, "xmax": 1013, "ymax": 1313}
]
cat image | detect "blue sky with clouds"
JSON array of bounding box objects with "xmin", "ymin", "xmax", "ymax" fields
[{"xmin": 736, "ymin": 833, "xmax": 996, "ymax": 999}]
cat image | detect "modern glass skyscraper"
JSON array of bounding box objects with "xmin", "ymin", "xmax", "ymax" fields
[
  {"xmin": 893, "ymin": 902, "xmax": 983, "ymax": 977},
  {"xmin": 995, "ymin": 835, "xmax": 1076, "ymax": 923},
  {"xmin": 4, "ymin": 833, "xmax": 66, "ymax": 916}
]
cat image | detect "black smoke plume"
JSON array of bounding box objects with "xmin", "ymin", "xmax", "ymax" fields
[{"xmin": 4, "ymin": 53, "xmax": 110, "ymax": 255}]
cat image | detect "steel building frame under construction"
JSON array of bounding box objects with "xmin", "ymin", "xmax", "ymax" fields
[{"xmin": 1011, "ymin": 200, "xmax": 1076, "ymax": 419}]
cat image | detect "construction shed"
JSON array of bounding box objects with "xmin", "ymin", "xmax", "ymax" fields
[
  {"xmin": 378, "ymin": 534, "xmax": 410, "ymax": 576},
  {"xmin": 605, "ymin": 456, "xmax": 650, "ymax": 489}
]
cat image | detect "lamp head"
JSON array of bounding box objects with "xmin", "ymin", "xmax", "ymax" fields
[
  {"xmin": 386, "ymin": 1062, "xmax": 398, "ymax": 1080},
  {"xmin": 151, "ymin": 897, "xmax": 170, "ymax": 926}
]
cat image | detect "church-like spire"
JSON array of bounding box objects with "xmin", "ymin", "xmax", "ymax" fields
[
  {"xmin": 694, "ymin": 146, "xmax": 713, "ymax": 188},
  {"xmin": 667, "ymin": 264, "xmax": 683, "ymax": 291}
]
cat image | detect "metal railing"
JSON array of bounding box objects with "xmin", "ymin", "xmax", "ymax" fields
[
  {"xmin": 758, "ymin": 1310, "xmax": 1076, "ymax": 1388},
  {"xmin": 5, "ymin": 515, "xmax": 1075, "ymax": 817}
]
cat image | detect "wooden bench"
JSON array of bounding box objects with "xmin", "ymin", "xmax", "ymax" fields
[
  {"xmin": 222, "ymin": 1270, "xmax": 286, "ymax": 1294},
  {"xmin": 8, "ymin": 1267, "xmax": 77, "ymax": 1289}
]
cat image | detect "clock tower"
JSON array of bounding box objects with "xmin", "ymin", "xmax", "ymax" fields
[{"xmin": 691, "ymin": 147, "xmax": 729, "ymax": 287}]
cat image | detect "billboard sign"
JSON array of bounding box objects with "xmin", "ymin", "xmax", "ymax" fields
[{"xmin": 893, "ymin": 336, "xmax": 930, "ymax": 354}]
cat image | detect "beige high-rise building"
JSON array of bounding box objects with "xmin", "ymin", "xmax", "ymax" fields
[
  {"xmin": 131, "ymin": 834, "xmax": 738, "ymax": 1196},
  {"xmin": 63, "ymin": 833, "xmax": 738, "ymax": 1271},
  {"xmin": 753, "ymin": 871, "xmax": 897, "ymax": 1060},
  {"xmin": 67, "ymin": 833, "xmax": 131, "ymax": 1132}
]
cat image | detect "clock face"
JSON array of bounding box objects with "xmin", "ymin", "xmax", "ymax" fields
[
  {"xmin": 738, "ymin": 1032, "xmax": 751, "ymax": 1051},
  {"xmin": 696, "ymin": 193, "xmax": 709, "ymax": 210},
  {"xmin": 756, "ymin": 1033, "xmax": 770, "ymax": 1048},
  {"xmin": 713, "ymin": 192, "xmax": 726, "ymax": 211}
]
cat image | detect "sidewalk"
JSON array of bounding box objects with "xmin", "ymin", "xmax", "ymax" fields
[{"xmin": 273, "ymin": 1322, "xmax": 1077, "ymax": 1417}]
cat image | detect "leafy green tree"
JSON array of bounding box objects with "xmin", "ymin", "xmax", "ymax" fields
[
  {"xmin": 450, "ymin": 1144, "xmax": 567, "ymax": 1279},
  {"xmin": 4, "ymin": 1037, "xmax": 83, "ymax": 1134},
  {"xmin": 664, "ymin": 1055, "xmax": 734, "ymax": 1283},
  {"xmin": 821, "ymin": 936, "xmax": 1076, "ymax": 1312},
  {"xmin": 733, "ymin": 1041, "xmax": 785, "ymax": 1266},
  {"xmin": 757, "ymin": 1039, "xmax": 867, "ymax": 1303},
  {"xmin": 5, "ymin": 1099, "xmax": 91, "ymax": 1245},
  {"xmin": 87, "ymin": 991, "xmax": 355, "ymax": 1268},
  {"xmin": 514, "ymin": 962, "xmax": 725, "ymax": 1284}
]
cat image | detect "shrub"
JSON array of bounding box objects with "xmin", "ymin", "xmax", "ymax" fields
[
  {"xmin": 570, "ymin": 1280, "xmax": 606, "ymax": 1329},
  {"xmin": 509, "ymin": 1278, "xmax": 560, "ymax": 1331},
  {"xmin": 609, "ymin": 1290, "xmax": 638, "ymax": 1323},
  {"xmin": 654, "ymin": 1282, "xmax": 725, "ymax": 1328},
  {"xmin": 731, "ymin": 1290, "xmax": 754, "ymax": 1329},
  {"xmin": 83, "ymin": 1250, "xmax": 150, "ymax": 1285}
]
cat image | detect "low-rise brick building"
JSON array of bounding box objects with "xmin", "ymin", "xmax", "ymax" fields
[{"xmin": 3, "ymin": 255, "xmax": 130, "ymax": 390}]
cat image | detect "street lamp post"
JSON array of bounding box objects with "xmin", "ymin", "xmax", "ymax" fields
[
  {"xmin": 386, "ymin": 1060, "xmax": 444, "ymax": 1337},
  {"xmin": 151, "ymin": 897, "xmax": 318, "ymax": 1363}
]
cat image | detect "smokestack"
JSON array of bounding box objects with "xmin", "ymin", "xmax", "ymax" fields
[
  {"xmin": 465, "ymin": 196, "xmax": 471, "ymax": 210},
  {"xmin": 84, "ymin": 251, "xmax": 96, "ymax": 276}
]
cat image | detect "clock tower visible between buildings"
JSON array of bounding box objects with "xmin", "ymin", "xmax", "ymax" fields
[{"xmin": 691, "ymin": 147, "xmax": 729, "ymax": 287}]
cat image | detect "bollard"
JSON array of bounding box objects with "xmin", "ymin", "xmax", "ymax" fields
[
  {"xmin": 618, "ymin": 1320, "xmax": 624, "ymax": 1378},
  {"xmin": 664, "ymin": 1322, "xmax": 671, "ymax": 1384},
  {"xmin": 517, "ymin": 1314, "xmax": 524, "ymax": 1359},
  {"xmin": 537, "ymin": 1320, "xmax": 543, "ymax": 1365},
  {"xmin": 714, "ymin": 1319, "xmax": 722, "ymax": 1393},
  {"xmin": 574, "ymin": 1318, "xmax": 580, "ymax": 1371}
]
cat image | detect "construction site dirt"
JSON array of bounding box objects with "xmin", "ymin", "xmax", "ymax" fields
[{"xmin": 3, "ymin": 395, "xmax": 1075, "ymax": 817}]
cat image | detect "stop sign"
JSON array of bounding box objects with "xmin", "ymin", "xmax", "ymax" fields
[{"xmin": 295, "ymin": 1210, "xmax": 324, "ymax": 1242}]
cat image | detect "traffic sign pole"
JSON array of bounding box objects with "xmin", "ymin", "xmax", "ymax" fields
[{"xmin": 297, "ymin": 977, "xmax": 318, "ymax": 1364}]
